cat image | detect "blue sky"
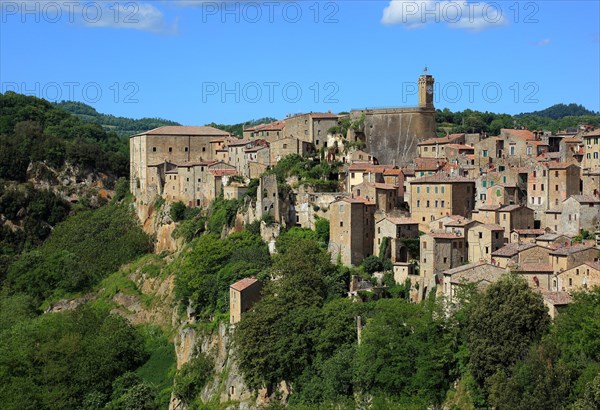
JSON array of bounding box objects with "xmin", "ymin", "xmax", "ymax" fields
[{"xmin": 1, "ymin": 0, "xmax": 599, "ymax": 125}]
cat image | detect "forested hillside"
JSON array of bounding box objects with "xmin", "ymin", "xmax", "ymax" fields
[
  {"xmin": 436, "ymin": 104, "xmax": 600, "ymax": 135},
  {"xmin": 55, "ymin": 101, "xmax": 181, "ymax": 137}
]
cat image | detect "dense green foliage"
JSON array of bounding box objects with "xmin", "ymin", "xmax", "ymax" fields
[
  {"xmin": 487, "ymin": 287, "xmax": 600, "ymax": 409},
  {"xmin": 1, "ymin": 92, "xmax": 129, "ymax": 181},
  {"xmin": 175, "ymin": 231, "xmax": 271, "ymax": 317},
  {"xmin": 0, "ymin": 305, "xmax": 147, "ymax": 410},
  {"xmin": 5, "ymin": 203, "xmax": 152, "ymax": 302},
  {"xmin": 436, "ymin": 106, "xmax": 600, "ymax": 135},
  {"xmin": 55, "ymin": 100, "xmax": 180, "ymax": 137},
  {"xmin": 467, "ymin": 275, "xmax": 551, "ymax": 388},
  {"xmin": 173, "ymin": 353, "xmax": 214, "ymax": 405},
  {"xmin": 266, "ymin": 154, "xmax": 340, "ymax": 190}
]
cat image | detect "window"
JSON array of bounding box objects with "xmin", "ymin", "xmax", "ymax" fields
[
  {"xmin": 426, "ymin": 186, "xmax": 430, "ymax": 193},
  {"xmin": 339, "ymin": 221, "xmax": 343, "ymax": 227},
  {"xmin": 555, "ymin": 171, "xmax": 559, "ymax": 177},
  {"xmin": 483, "ymin": 150, "xmax": 488, "ymax": 157},
  {"xmin": 417, "ymin": 187, "xmax": 420, "ymax": 193},
  {"xmin": 483, "ymin": 180, "xmax": 487, "ymax": 187},
  {"xmin": 555, "ymin": 185, "xmax": 559, "ymax": 191},
  {"xmin": 533, "ymin": 184, "xmax": 536, "ymax": 190},
  {"xmin": 417, "ymin": 200, "xmax": 421, "ymax": 208},
  {"xmin": 185, "ymin": 147, "xmax": 189, "ymax": 152},
  {"xmin": 503, "ymin": 214, "xmax": 506, "ymax": 220},
  {"xmin": 441, "ymin": 186, "xmax": 445, "ymax": 194},
  {"xmin": 443, "ymin": 257, "xmax": 448, "ymax": 263},
  {"xmin": 441, "ymin": 200, "xmax": 445, "ymax": 207},
  {"xmin": 423, "ymin": 241, "xmax": 427, "ymax": 249},
  {"xmin": 152, "ymin": 147, "xmax": 157, "ymax": 152},
  {"xmin": 541, "ymin": 184, "xmax": 544, "ymax": 191},
  {"xmin": 169, "ymin": 147, "xmax": 173, "ymax": 153},
  {"xmin": 316, "ymin": 140, "xmax": 319, "ymax": 145},
  {"xmin": 479, "ymin": 232, "xmax": 483, "ymax": 239},
  {"xmin": 485, "ymin": 246, "xmax": 489, "ymax": 254},
  {"xmin": 424, "ymin": 147, "xmax": 429, "ymax": 152},
  {"xmin": 426, "ymin": 200, "xmax": 430, "ymax": 208},
  {"xmin": 569, "ymin": 278, "xmax": 573, "ymax": 286}
]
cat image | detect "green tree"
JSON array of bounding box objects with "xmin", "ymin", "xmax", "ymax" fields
[{"xmin": 467, "ymin": 275, "xmax": 550, "ymax": 389}]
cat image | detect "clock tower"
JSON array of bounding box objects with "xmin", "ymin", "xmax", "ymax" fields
[{"xmin": 418, "ymin": 73, "xmax": 435, "ymax": 109}]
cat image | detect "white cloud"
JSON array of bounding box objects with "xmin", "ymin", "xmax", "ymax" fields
[
  {"xmin": 535, "ymin": 38, "xmax": 551, "ymax": 46},
  {"xmin": 83, "ymin": 2, "xmax": 178, "ymax": 34},
  {"xmin": 382, "ymin": 0, "xmax": 506, "ymax": 31},
  {"xmin": 7, "ymin": 1, "xmax": 177, "ymax": 34}
]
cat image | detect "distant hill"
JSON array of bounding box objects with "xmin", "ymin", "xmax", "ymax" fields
[
  {"xmin": 517, "ymin": 103, "xmax": 598, "ymax": 119},
  {"xmin": 54, "ymin": 101, "xmax": 180, "ymax": 137}
]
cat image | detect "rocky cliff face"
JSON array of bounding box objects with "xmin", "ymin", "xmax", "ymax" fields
[{"xmin": 170, "ymin": 321, "xmax": 256, "ymax": 410}]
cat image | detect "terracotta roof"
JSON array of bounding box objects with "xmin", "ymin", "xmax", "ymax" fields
[
  {"xmin": 501, "ymin": 128, "xmax": 535, "ymax": 140},
  {"xmin": 412, "ymin": 173, "xmax": 474, "ymax": 184},
  {"xmin": 247, "ymin": 120, "xmax": 285, "ymax": 132},
  {"xmin": 445, "ymin": 144, "xmax": 474, "ymax": 150},
  {"xmin": 134, "ymin": 126, "xmax": 230, "ymax": 137},
  {"xmin": 562, "ymin": 137, "xmax": 583, "ymax": 143},
  {"xmin": 500, "ymin": 205, "xmax": 523, "ymax": 212},
  {"xmin": 476, "ymin": 224, "xmax": 504, "ymax": 231},
  {"xmin": 550, "ymin": 245, "xmax": 595, "ymax": 256},
  {"xmin": 381, "ymin": 216, "xmax": 419, "ymax": 225},
  {"xmin": 538, "ymin": 290, "xmax": 572, "ymax": 306},
  {"xmin": 478, "ymin": 205, "xmax": 502, "ymax": 211},
  {"xmin": 210, "ymin": 169, "xmax": 237, "ymax": 177},
  {"xmin": 230, "ymin": 277, "xmax": 259, "ymax": 292},
  {"xmin": 444, "ymin": 262, "xmax": 505, "ymax": 285},
  {"xmin": 414, "ymin": 157, "xmax": 446, "ymax": 171},
  {"xmin": 383, "ymin": 168, "xmax": 403, "ymax": 176},
  {"xmin": 546, "ymin": 162, "xmax": 578, "ymax": 170},
  {"xmin": 444, "ymin": 216, "xmax": 475, "ymax": 227},
  {"xmin": 560, "ymin": 261, "xmax": 600, "ymax": 273},
  {"xmin": 417, "ymin": 134, "xmax": 464, "ymax": 146},
  {"xmin": 427, "ymin": 232, "xmax": 463, "ymax": 239},
  {"xmin": 537, "ymin": 233, "xmax": 568, "ymax": 241},
  {"xmin": 227, "ymin": 139, "xmax": 252, "ymax": 147},
  {"xmin": 341, "ymin": 196, "xmax": 376, "ymax": 205},
  {"xmin": 517, "ymin": 263, "xmax": 553, "ymax": 272},
  {"xmin": 514, "ymin": 229, "xmax": 546, "ymax": 235},
  {"xmin": 569, "ymin": 195, "xmax": 600, "ymax": 203},
  {"xmin": 492, "ymin": 242, "xmax": 537, "ymax": 257},
  {"xmin": 373, "ymin": 183, "xmax": 398, "ymax": 190},
  {"xmin": 582, "ymin": 129, "xmax": 600, "ymax": 138}
]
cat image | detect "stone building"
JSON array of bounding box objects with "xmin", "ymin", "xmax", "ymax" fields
[
  {"xmin": 582, "ymin": 129, "xmax": 600, "ymax": 171},
  {"xmin": 283, "ymin": 112, "xmax": 338, "ymax": 148},
  {"xmin": 349, "ymin": 74, "xmax": 437, "ymax": 166},
  {"xmin": 270, "ymin": 137, "xmax": 314, "ymax": 164},
  {"xmin": 374, "ymin": 215, "xmax": 419, "ymax": 260},
  {"xmin": 535, "ymin": 233, "xmax": 572, "ymax": 249},
  {"xmin": 328, "ymin": 196, "xmax": 376, "ymax": 266},
  {"xmin": 559, "ymin": 195, "xmax": 600, "ymax": 236},
  {"xmin": 467, "ymin": 224, "xmax": 505, "ymax": 263},
  {"xmin": 491, "ymin": 243, "xmax": 551, "ymax": 269},
  {"xmin": 528, "ymin": 162, "xmax": 580, "ymax": 220},
  {"xmin": 230, "ymin": 277, "xmax": 263, "ymax": 324},
  {"xmin": 555, "ymin": 261, "xmax": 600, "ymax": 293},
  {"xmin": 243, "ymin": 119, "xmax": 285, "ymax": 141},
  {"xmin": 420, "ymin": 232, "xmax": 467, "ymax": 298},
  {"xmin": 442, "ymin": 262, "xmax": 505, "ymax": 305},
  {"xmin": 130, "ymin": 125, "xmax": 231, "ymax": 216},
  {"xmin": 550, "ymin": 245, "xmax": 598, "ymax": 274},
  {"xmin": 352, "ymin": 182, "xmax": 398, "ymax": 212},
  {"xmin": 497, "ymin": 205, "xmax": 535, "ymax": 240},
  {"xmin": 410, "ymin": 174, "xmax": 475, "ymax": 230},
  {"xmin": 416, "ymin": 133, "xmax": 465, "ymax": 158}
]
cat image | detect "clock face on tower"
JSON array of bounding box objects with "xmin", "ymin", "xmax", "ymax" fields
[{"xmin": 426, "ymin": 85, "xmax": 433, "ymax": 95}]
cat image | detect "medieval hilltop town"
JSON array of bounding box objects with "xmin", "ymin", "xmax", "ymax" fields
[{"xmin": 130, "ymin": 74, "xmax": 600, "ymax": 320}]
